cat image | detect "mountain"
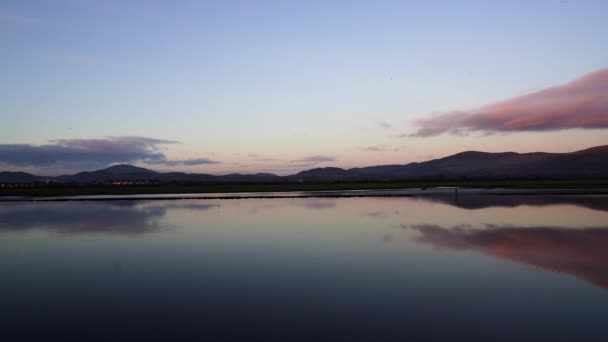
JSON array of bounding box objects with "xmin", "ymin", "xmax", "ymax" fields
[
  {"xmin": 0, "ymin": 172, "xmax": 45, "ymax": 183},
  {"xmin": 293, "ymin": 145, "xmax": 608, "ymax": 181},
  {"xmin": 56, "ymin": 164, "xmax": 161, "ymax": 183},
  {"xmin": 216, "ymin": 173, "xmax": 283, "ymax": 182},
  {"xmin": 289, "ymin": 167, "xmax": 355, "ymax": 182},
  {"xmin": 2, "ymin": 145, "xmax": 608, "ymax": 184},
  {"xmin": 381, "ymin": 145, "xmax": 608, "ymax": 179},
  {"xmin": 54, "ymin": 165, "xmax": 283, "ymax": 183},
  {"xmin": 99, "ymin": 164, "xmax": 159, "ymax": 175}
]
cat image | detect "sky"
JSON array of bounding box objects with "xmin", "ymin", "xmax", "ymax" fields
[{"xmin": 1, "ymin": 0, "xmax": 607, "ymax": 175}]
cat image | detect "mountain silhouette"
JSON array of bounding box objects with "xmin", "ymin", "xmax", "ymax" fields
[
  {"xmin": 2, "ymin": 145, "xmax": 608, "ymax": 183},
  {"xmin": 99, "ymin": 164, "xmax": 160, "ymax": 175}
]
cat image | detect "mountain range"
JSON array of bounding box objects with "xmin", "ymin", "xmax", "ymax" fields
[{"xmin": 2, "ymin": 145, "xmax": 608, "ymax": 183}]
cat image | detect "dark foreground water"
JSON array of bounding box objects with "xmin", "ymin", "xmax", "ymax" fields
[{"xmin": 1, "ymin": 195, "xmax": 608, "ymax": 341}]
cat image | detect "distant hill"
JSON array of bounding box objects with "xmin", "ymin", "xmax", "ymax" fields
[
  {"xmin": 352, "ymin": 146, "xmax": 605, "ymax": 179},
  {"xmin": 0, "ymin": 172, "xmax": 45, "ymax": 183},
  {"xmin": 288, "ymin": 167, "xmax": 354, "ymax": 182},
  {"xmin": 54, "ymin": 165, "xmax": 282, "ymax": 184},
  {"xmin": 100, "ymin": 164, "xmax": 159, "ymax": 175},
  {"xmin": 292, "ymin": 145, "xmax": 608, "ymax": 181},
  {"xmin": 2, "ymin": 145, "xmax": 608, "ymax": 184}
]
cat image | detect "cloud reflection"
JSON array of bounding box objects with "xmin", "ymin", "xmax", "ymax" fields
[
  {"xmin": 0, "ymin": 201, "xmax": 219, "ymax": 236},
  {"xmin": 298, "ymin": 198, "xmax": 338, "ymax": 210},
  {"xmin": 407, "ymin": 224, "xmax": 608, "ymax": 289},
  {"xmin": 364, "ymin": 211, "xmax": 391, "ymax": 219}
]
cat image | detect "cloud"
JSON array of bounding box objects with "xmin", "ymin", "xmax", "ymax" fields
[
  {"xmin": 247, "ymin": 153, "xmax": 283, "ymax": 162},
  {"xmin": 0, "ymin": 136, "xmax": 219, "ymax": 170},
  {"xmin": 290, "ymin": 155, "xmax": 336, "ymax": 166},
  {"xmin": 378, "ymin": 121, "xmax": 392, "ymax": 129},
  {"xmin": 360, "ymin": 145, "xmax": 388, "ymax": 152},
  {"xmin": 408, "ymin": 224, "xmax": 608, "ymax": 289},
  {"xmin": 410, "ymin": 68, "xmax": 608, "ymax": 137},
  {"xmin": 147, "ymin": 157, "xmax": 220, "ymax": 166}
]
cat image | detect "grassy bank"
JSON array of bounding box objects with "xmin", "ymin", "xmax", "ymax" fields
[{"xmin": 2, "ymin": 179, "xmax": 608, "ymax": 197}]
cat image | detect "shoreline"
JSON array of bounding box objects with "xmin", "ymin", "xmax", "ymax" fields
[
  {"xmin": 2, "ymin": 187, "xmax": 608, "ymax": 202},
  {"xmin": 2, "ymin": 179, "xmax": 608, "ymax": 199}
]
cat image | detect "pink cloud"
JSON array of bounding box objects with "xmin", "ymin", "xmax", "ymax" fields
[{"xmin": 411, "ymin": 68, "xmax": 608, "ymax": 137}]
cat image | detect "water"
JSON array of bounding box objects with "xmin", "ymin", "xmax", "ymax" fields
[{"xmin": 1, "ymin": 195, "xmax": 607, "ymax": 341}]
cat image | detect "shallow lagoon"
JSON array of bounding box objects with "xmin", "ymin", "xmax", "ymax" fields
[{"xmin": 1, "ymin": 195, "xmax": 608, "ymax": 340}]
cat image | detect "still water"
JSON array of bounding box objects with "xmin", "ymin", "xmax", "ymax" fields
[{"xmin": 1, "ymin": 195, "xmax": 607, "ymax": 340}]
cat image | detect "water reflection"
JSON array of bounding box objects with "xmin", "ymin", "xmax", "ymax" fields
[
  {"xmin": 247, "ymin": 198, "xmax": 338, "ymax": 215},
  {"xmin": 407, "ymin": 224, "xmax": 608, "ymax": 288},
  {"xmin": 0, "ymin": 201, "xmax": 220, "ymax": 235},
  {"xmin": 423, "ymin": 194, "xmax": 608, "ymax": 212},
  {"xmin": 1, "ymin": 195, "xmax": 608, "ymax": 340},
  {"xmin": 298, "ymin": 198, "xmax": 338, "ymax": 210},
  {"xmin": 364, "ymin": 211, "xmax": 392, "ymax": 219}
]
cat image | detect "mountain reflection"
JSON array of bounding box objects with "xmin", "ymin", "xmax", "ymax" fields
[
  {"xmin": 408, "ymin": 224, "xmax": 608, "ymax": 288},
  {"xmin": 0, "ymin": 201, "xmax": 219, "ymax": 236},
  {"xmin": 423, "ymin": 194, "xmax": 608, "ymax": 212}
]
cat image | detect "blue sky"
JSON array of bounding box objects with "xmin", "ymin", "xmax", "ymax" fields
[{"xmin": 1, "ymin": 0, "xmax": 607, "ymax": 175}]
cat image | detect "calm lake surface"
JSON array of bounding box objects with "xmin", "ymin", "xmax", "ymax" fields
[{"xmin": 1, "ymin": 194, "xmax": 608, "ymax": 341}]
